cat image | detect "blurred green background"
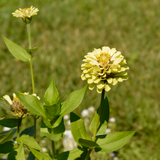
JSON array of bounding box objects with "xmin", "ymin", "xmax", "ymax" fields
[{"xmin": 0, "ymin": 0, "xmax": 160, "ymax": 159}]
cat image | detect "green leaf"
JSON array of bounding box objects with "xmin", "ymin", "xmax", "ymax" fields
[
  {"xmin": 0, "ymin": 117, "xmax": 5, "ymax": 120},
  {"xmin": 17, "ymin": 135, "xmax": 42, "ymax": 151},
  {"xmin": 0, "ymin": 141, "xmax": 14, "ymax": 153},
  {"xmin": 89, "ymin": 96, "xmax": 109, "ymax": 134},
  {"xmin": 2, "ymin": 35, "xmax": 30, "ymax": 61},
  {"xmin": 15, "ymin": 92, "xmax": 46, "ymax": 118},
  {"xmin": 53, "ymin": 85, "xmax": 87, "ymax": 128},
  {"xmin": 0, "ymin": 130, "xmax": 13, "ymax": 144},
  {"xmin": 16, "ymin": 143, "xmax": 25, "ymax": 160},
  {"xmin": 0, "ymin": 118, "xmax": 18, "ymax": 128},
  {"xmin": 44, "ymin": 103, "xmax": 61, "ymax": 120},
  {"xmin": 78, "ymin": 138, "xmax": 98, "ymax": 148},
  {"xmin": 0, "ymin": 128, "xmax": 17, "ymax": 137},
  {"xmin": 27, "ymin": 151, "xmax": 35, "ymax": 160},
  {"xmin": 0, "ymin": 99, "xmax": 12, "ymax": 115},
  {"xmin": 29, "ymin": 147, "xmax": 52, "ymax": 160},
  {"xmin": 7, "ymin": 149, "xmax": 18, "ymax": 160},
  {"xmin": 70, "ymin": 112, "xmax": 92, "ymax": 147},
  {"xmin": 56, "ymin": 148, "xmax": 83, "ymax": 160},
  {"xmin": 44, "ymin": 76, "xmax": 59, "ymax": 105},
  {"xmin": 40, "ymin": 119, "xmax": 64, "ymax": 141},
  {"xmin": 95, "ymin": 131, "xmax": 135, "ymax": 153},
  {"xmin": 27, "ymin": 41, "xmax": 46, "ymax": 52},
  {"xmin": 20, "ymin": 126, "xmax": 34, "ymax": 137}
]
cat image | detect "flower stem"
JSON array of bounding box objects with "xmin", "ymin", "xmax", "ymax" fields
[
  {"xmin": 93, "ymin": 89, "xmax": 105, "ymax": 141},
  {"xmin": 51, "ymin": 129, "xmax": 55, "ymax": 158},
  {"xmin": 85, "ymin": 89, "xmax": 105, "ymax": 160},
  {"xmin": 26, "ymin": 23, "xmax": 36, "ymax": 140},
  {"xmin": 17, "ymin": 118, "xmax": 22, "ymax": 138}
]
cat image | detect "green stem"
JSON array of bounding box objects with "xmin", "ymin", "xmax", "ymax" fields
[
  {"xmin": 85, "ymin": 149, "xmax": 92, "ymax": 160},
  {"xmin": 51, "ymin": 129, "xmax": 55, "ymax": 158},
  {"xmin": 93, "ymin": 89, "xmax": 105, "ymax": 141},
  {"xmin": 26, "ymin": 23, "xmax": 36, "ymax": 140},
  {"xmin": 17, "ymin": 118, "xmax": 22, "ymax": 138},
  {"xmin": 85, "ymin": 89, "xmax": 105, "ymax": 160}
]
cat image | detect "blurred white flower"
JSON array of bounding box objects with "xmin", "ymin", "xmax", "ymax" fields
[
  {"xmin": 88, "ymin": 106, "xmax": 95, "ymax": 112},
  {"xmin": 42, "ymin": 147, "xmax": 47, "ymax": 152},
  {"xmin": 113, "ymin": 157, "xmax": 119, "ymax": 160},
  {"xmin": 105, "ymin": 128, "xmax": 111, "ymax": 134},
  {"xmin": 67, "ymin": 120, "xmax": 70, "ymax": 126},
  {"xmin": 109, "ymin": 117, "xmax": 116, "ymax": 123},
  {"xmin": 63, "ymin": 130, "xmax": 77, "ymax": 151},
  {"xmin": 41, "ymin": 139, "xmax": 46, "ymax": 144},
  {"xmin": 64, "ymin": 114, "xmax": 69, "ymax": 120},
  {"xmin": 81, "ymin": 109, "xmax": 89, "ymax": 118},
  {"xmin": 3, "ymin": 127, "xmax": 11, "ymax": 131},
  {"xmin": 14, "ymin": 141, "xmax": 17, "ymax": 144},
  {"xmin": 110, "ymin": 152, "xmax": 116, "ymax": 157}
]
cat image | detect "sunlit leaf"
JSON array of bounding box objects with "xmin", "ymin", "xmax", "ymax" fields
[
  {"xmin": 16, "ymin": 143, "xmax": 25, "ymax": 160},
  {"xmin": 17, "ymin": 135, "xmax": 42, "ymax": 151},
  {"xmin": 15, "ymin": 92, "xmax": 46, "ymax": 118},
  {"xmin": 56, "ymin": 148, "xmax": 83, "ymax": 160},
  {"xmin": 70, "ymin": 112, "xmax": 92, "ymax": 147},
  {"xmin": 2, "ymin": 35, "xmax": 30, "ymax": 61},
  {"xmin": 29, "ymin": 147, "xmax": 52, "ymax": 160},
  {"xmin": 95, "ymin": 131, "xmax": 135, "ymax": 153}
]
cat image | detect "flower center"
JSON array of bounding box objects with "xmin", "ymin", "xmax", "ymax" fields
[
  {"xmin": 97, "ymin": 52, "xmax": 111, "ymax": 68},
  {"xmin": 20, "ymin": 8, "xmax": 31, "ymax": 12}
]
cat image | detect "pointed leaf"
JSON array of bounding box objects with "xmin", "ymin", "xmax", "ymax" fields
[
  {"xmin": 15, "ymin": 92, "xmax": 46, "ymax": 118},
  {"xmin": 78, "ymin": 138, "xmax": 98, "ymax": 148},
  {"xmin": 16, "ymin": 143, "xmax": 25, "ymax": 160},
  {"xmin": 44, "ymin": 76, "xmax": 59, "ymax": 105},
  {"xmin": 2, "ymin": 35, "xmax": 30, "ymax": 61},
  {"xmin": 0, "ymin": 141, "xmax": 14, "ymax": 153},
  {"xmin": 56, "ymin": 148, "xmax": 83, "ymax": 160},
  {"xmin": 0, "ymin": 118, "xmax": 18, "ymax": 128},
  {"xmin": 95, "ymin": 131, "xmax": 135, "ymax": 153},
  {"xmin": 53, "ymin": 85, "xmax": 87, "ymax": 128},
  {"xmin": 27, "ymin": 41, "xmax": 46, "ymax": 52},
  {"xmin": 17, "ymin": 135, "xmax": 42, "ymax": 151},
  {"xmin": 89, "ymin": 96, "xmax": 109, "ymax": 134},
  {"xmin": 0, "ymin": 130, "xmax": 13, "ymax": 144},
  {"xmin": 29, "ymin": 147, "xmax": 52, "ymax": 160},
  {"xmin": 70, "ymin": 112, "xmax": 92, "ymax": 147}
]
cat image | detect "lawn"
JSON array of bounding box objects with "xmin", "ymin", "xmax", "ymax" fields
[{"xmin": 0, "ymin": 0, "xmax": 160, "ymax": 159}]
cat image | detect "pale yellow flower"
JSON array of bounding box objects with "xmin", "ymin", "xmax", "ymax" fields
[
  {"xmin": 2, "ymin": 92, "xmax": 40, "ymax": 118},
  {"xmin": 12, "ymin": 6, "xmax": 39, "ymax": 23},
  {"xmin": 81, "ymin": 46, "xmax": 129, "ymax": 93}
]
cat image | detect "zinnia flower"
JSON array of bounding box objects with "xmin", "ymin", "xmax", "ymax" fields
[
  {"xmin": 2, "ymin": 93, "xmax": 40, "ymax": 118},
  {"xmin": 81, "ymin": 46, "xmax": 129, "ymax": 93},
  {"xmin": 12, "ymin": 6, "xmax": 39, "ymax": 24}
]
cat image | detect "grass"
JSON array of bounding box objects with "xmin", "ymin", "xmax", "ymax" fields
[{"xmin": 0, "ymin": 0, "xmax": 160, "ymax": 159}]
